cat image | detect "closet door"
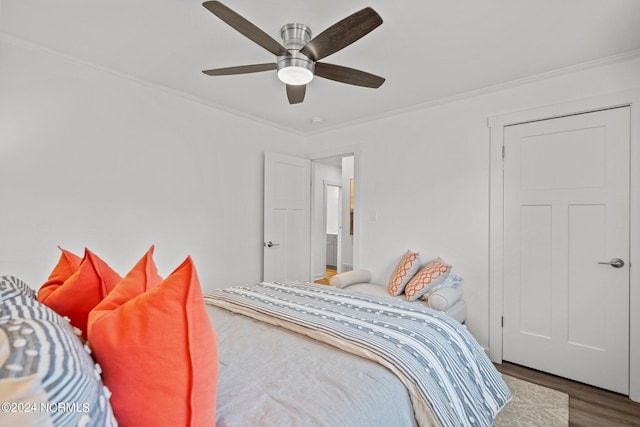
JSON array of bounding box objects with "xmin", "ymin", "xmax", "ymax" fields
[{"xmin": 502, "ymin": 107, "xmax": 630, "ymax": 394}]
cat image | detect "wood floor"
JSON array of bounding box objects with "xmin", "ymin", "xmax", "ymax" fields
[
  {"xmin": 496, "ymin": 361, "xmax": 640, "ymax": 426},
  {"xmin": 314, "ymin": 268, "xmax": 337, "ymax": 286}
]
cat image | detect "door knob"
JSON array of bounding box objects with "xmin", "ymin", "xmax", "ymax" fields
[
  {"xmin": 265, "ymin": 241, "xmax": 280, "ymax": 248},
  {"xmin": 598, "ymin": 258, "xmax": 624, "ymax": 268}
]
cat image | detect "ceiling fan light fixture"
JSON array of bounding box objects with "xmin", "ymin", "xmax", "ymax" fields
[{"xmin": 277, "ymin": 58, "xmax": 314, "ymax": 85}]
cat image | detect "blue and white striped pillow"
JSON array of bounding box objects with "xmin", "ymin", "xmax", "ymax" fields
[{"xmin": 0, "ymin": 276, "xmax": 117, "ymax": 427}]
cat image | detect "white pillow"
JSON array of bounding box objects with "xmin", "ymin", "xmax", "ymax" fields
[
  {"xmin": 329, "ymin": 269, "xmax": 372, "ymax": 288},
  {"xmin": 420, "ymin": 274, "xmax": 464, "ymax": 299},
  {"xmin": 425, "ymin": 286, "xmax": 463, "ymax": 311}
]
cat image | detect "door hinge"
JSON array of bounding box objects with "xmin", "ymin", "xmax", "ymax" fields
[
  {"xmin": 502, "ymin": 145, "xmax": 505, "ymax": 159},
  {"xmin": 501, "ymin": 316, "xmax": 504, "ymax": 327}
]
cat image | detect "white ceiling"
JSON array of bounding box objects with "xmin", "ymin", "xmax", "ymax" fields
[{"xmin": 2, "ymin": 0, "xmax": 640, "ymax": 135}]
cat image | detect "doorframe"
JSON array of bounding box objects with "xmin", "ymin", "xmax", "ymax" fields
[
  {"xmin": 307, "ymin": 144, "xmax": 363, "ymax": 281},
  {"xmin": 487, "ymin": 89, "xmax": 640, "ymax": 402}
]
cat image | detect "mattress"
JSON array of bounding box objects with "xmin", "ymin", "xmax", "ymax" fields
[
  {"xmin": 207, "ymin": 304, "xmax": 419, "ymax": 427},
  {"xmin": 206, "ymin": 282, "xmax": 510, "ymax": 426}
]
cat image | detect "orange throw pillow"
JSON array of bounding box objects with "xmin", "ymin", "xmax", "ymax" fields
[
  {"xmin": 88, "ymin": 256, "xmax": 218, "ymax": 427},
  {"xmin": 38, "ymin": 246, "xmax": 83, "ymax": 302},
  {"xmin": 88, "ymin": 246, "xmax": 162, "ymax": 325},
  {"xmin": 39, "ymin": 248, "xmax": 121, "ymax": 339}
]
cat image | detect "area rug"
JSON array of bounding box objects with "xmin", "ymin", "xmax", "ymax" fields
[{"xmin": 494, "ymin": 374, "xmax": 569, "ymax": 426}]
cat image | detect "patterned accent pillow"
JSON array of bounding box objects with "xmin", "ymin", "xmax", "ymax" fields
[
  {"xmin": 388, "ymin": 251, "xmax": 421, "ymax": 296},
  {"xmin": 0, "ymin": 275, "xmax": 36, "ymax": 301},
  {"xmin": 0, "ymin": 286, "xmax": 117, "ymax": 427},
  {"xmin": 404, "ymin": 258, "xmax": 452, "ymax": 301}
]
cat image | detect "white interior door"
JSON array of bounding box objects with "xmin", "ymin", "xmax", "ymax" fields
[
  {"xmin": 503, "ymin": 107, "xmax": 630, "ymax": 394},
  {"xmin": 263, "ymin": 152, "xmax": 311, "ymax": 282}
]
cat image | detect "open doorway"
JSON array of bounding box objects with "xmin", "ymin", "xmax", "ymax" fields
[{"xmin": 311, "ymin": 155, "xmax": 354, "ymax": 285}]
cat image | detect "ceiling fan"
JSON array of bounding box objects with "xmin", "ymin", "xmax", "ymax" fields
[{"xmin": 201, "ymin": 1, "xmax": 385, "ymax": 104}]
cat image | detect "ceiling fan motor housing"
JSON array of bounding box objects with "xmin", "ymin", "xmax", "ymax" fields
[{"xmin": 277, "ymin": 23, "xmax": 315, "ymax": 85}]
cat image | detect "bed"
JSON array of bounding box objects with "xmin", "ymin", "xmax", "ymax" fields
[
  {"xmin": 1, "ymin": 266, "xmax": 510, "ymax": 427},
  {"xmin": 206, "ymin": 281, "xmax": 511, "ymax": 427}
]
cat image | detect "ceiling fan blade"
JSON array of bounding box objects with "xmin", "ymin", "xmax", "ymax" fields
[
  {"xmin": 286, "ymin": 85, "xmax": 306, "ymax": 104},
  {"xmin": 202, "ymin": 63, "xmax": 276, "ymax": 76},
  {"xmin": 202, "ymin": 1, "xmax": 290, "ymax": 57},
  {"xmin": 300, "ymin": 7, "xmax": 382, "ymax": 62},
  {"xmin": 314, "ymin": 62, "xmax": 385, "ymax": 88}
]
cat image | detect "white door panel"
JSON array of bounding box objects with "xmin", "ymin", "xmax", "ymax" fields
[
  {"xmin": 263, "ymin": 152, "xmax": 310, "ymax": 282},
  {"xmin": 503, "ymin": 107, "xmax": 630, "ymax": 394}
]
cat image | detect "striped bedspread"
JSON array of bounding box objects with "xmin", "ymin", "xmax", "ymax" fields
[{"xmin": 205, "ymin": 281, "xmax": 511, "ymax": 427}]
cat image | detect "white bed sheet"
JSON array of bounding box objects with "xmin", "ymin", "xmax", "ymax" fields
[{"xmin": 207, "ymin": 304, "xmax": 419, "ymax": 427}]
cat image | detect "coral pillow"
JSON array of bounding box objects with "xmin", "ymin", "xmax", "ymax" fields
[
  {"xmin": 88, "ymin": 246, "xmax": 162, "ymax": 324},
  {"xmin": 388, "ymin": 250, "xmax": 421, "ymax": 296},
  {"xmin": 88, "ymin": 256, "xmax": 218, "ymax": 427},
  {"xmin": 37, "ymin": 246, "xmax": 83, "ymax": 302},
  {"xmin": 39, "ymin": 248, "xmax": 121, "ymax": 339},
  {"xmin": 404, "ymin": 258, "xmax": 452, "ymax": 301}
]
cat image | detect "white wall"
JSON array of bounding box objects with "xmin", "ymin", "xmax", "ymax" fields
[
  {"xmin": 325, "ymin": 186, "xmax": 340, "ymax": 235},
  {"xmin": 306, "ymin": 55, "xmax": 640, "ymax": 351},
  {"xmin": 0, "ymin": 38, "xmax": 305, "ymax": 292}
]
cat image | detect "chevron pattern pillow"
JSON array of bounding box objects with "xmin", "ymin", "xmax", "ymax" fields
[
  {"xmin": 0, "ymin": 275, "xmax": 36, "ymax": 301},
  {"xmin": 0, "ymin": 276, "xmax": 117, "ymax": 427}
]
